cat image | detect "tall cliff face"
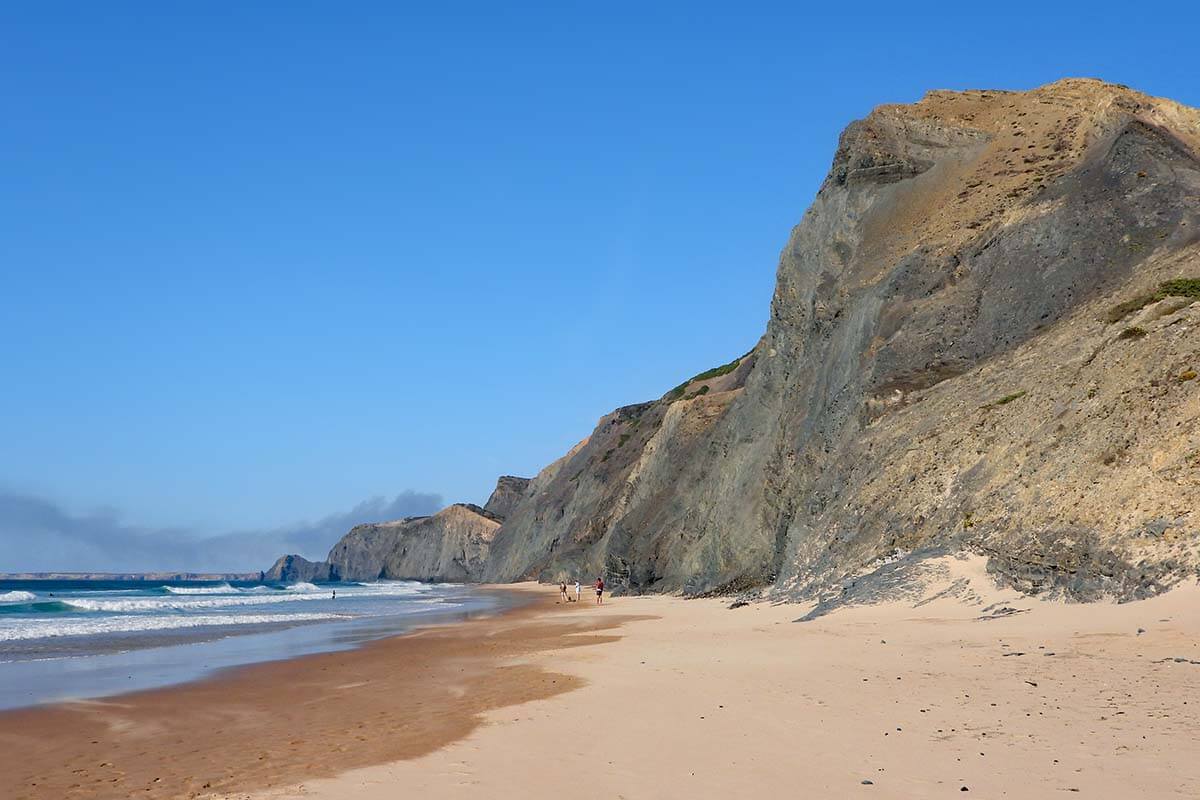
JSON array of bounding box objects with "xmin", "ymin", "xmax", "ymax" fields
[
  {"xmin": 740, "ymin": 79, "xmax": 1199, "ymax": 600},
  {"xmin": 483, "ymin": 353, "xmax": 764, "ymax": 589},
  {"xmin": 486, "ymin": 79, "xmax": 1200, "ymax": 599},
  {"xmin": 263, "ymin": 79, "xmax": 1199, "ymax": 600}
]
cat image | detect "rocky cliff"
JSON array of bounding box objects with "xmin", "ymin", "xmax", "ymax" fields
[
  {"xmin": 267, "ymin": 503, "xmax": 502, "ymax": 583},
  {"xmin": 271, "ymin": 79, "xmax": 1199, "ymax": 601},
  {"xmin": 483, "ymin": 79, "xmax": 1200, "ymax": 600},
  {"xmin": 263, "ymin": 554, "xmax": 330, "ymax": 583}
]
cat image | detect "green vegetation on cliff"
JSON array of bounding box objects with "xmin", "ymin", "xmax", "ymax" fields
[
  {"xmin": 1105, "ymin": 278, "xmax": 1200, "ymax": 323},
  {"xmin": 665, "ymin": 352, "xmax": 749, "ymax": 400}
]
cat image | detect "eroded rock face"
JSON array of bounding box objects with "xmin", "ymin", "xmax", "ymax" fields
[
  {"xmin": 483, "ymin": 353, "xmax": 762, "ymax": 590},
  {"xmin": 483, "ymin": 476, "xmax": 531, "ymax": 521},
  {"xmin": 486, "ymin": 79, "xmax": 1200, "ymax": 599},
  {"xmin": 325, "ymin": 504, "xmax": 501, "ymax": 582},
  {"xmin": 266, "ymin": 80, "xmax": 1200, "ymax": 601},
  {"xmin": 264, "ymin": 504, "xmax": 501, "ymax": 583}
]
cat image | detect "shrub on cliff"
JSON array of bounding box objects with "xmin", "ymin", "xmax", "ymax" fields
[{"xmin": 1105, "ymin": 278, "xmax": 1200, "ymax": 323}]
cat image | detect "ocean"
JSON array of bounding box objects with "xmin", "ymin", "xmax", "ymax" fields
[{"xmin": 0, "ymin": 578, "xmax": 503, "ymax": 710}]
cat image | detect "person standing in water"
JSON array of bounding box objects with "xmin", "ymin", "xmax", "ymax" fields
[
  {"xmin": 595, "ymin": 576, "xmax": 604, "ymax": 605},
  {"xmin": 332, "ymin": 589, "xmax": 336, "ymax": 600}
]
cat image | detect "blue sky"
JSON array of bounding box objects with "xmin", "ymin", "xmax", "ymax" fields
[{"xmin": 2, "ymin": 2, "xmax": 1198, "ymax": 570}]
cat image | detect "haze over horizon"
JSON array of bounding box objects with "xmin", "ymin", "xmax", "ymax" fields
[{"xmin": 3, "ymin": 1, "xmax": 1199, "ymax": 572}]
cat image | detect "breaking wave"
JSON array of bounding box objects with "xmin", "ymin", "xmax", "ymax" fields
[
  {"xmin": 61, "ymin": 593, "xmax": 329, "ymax": 612},
  {"xmin": 161, "ymin": 584, "xmax": 235, "ymax": 595},
  {"xmin": 0, "ymin": 612, "xmax": 346, "ymax": 642}
]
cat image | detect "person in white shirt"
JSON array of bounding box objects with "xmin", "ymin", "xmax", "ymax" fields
[{"xmin": 574, "ymin": 580, "xmax": 581, "ymax": 602}]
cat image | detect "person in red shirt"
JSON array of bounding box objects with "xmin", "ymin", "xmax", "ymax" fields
[{"xmin": 595, "ymin": 576, "xmax": 605, "ymax": 605}]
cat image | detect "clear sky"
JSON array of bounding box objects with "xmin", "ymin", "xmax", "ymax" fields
[{"xmin": 2, "ymin": 1, "xmax": 1198, "ymax": 571}]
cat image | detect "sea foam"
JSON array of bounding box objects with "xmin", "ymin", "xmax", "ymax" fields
[
  {"xmin": 0, "ymin": 591, "xmax": 36, "ymax": 603},
  {"xmin": 162, "ymin": 583, "xmax": 235, "ymax": 595},
  {"xmin": 0, "ymin": 612, "xmax": 346, "ymax": 642},
  {"xmin": 62, "ymin": 593, "xmax": 330, "ymax": 612}
]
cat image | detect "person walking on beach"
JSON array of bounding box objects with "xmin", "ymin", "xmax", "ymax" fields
[
  {"xmin": 559, "ymin": 581, "xmax": 569, "ymax": 603},
  {"xmin": 595, "ymin": 576, "xmax": 604, "ymax": 605},
  {"xmin": 574, "ymin": 580, "xmax": 581, "ymax": 603}
]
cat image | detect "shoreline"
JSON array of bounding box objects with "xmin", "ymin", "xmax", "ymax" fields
[
  {"xmin": 0, "ymin": 583, "xmax": 635, "ymax": 800},
  {"xmin": 0, "ymin": 581, "xmax": 511, "ymax": 711}
]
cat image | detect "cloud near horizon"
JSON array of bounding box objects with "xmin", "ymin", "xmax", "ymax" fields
[{"xmin": 0, "ymin": 489, "xmax": 444, "ymax": 574}]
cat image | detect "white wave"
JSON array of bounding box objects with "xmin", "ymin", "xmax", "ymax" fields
[
  {"xmin": 0, "ymin": 591, "xmax": 36, "ymax": 603},
  {"xmin": 285, "ymin": 582, "xmax": 322, "ymax": 593},
  {"xmin": 62, "ymin": 592, "xmax": 332, "ymax": 612},
  {"xmin": 0, "ymin": 612, "xmax": 346, "ymax": 642},
  {"xmin": 352, "ymin": 581, "xmax": 427, "ymax": 595},
  {"xmin": 162, "ymin": 583, "xmax": 235, "ymax": 595}
]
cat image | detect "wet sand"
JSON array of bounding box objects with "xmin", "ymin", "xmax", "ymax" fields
[
  {"xmin": 4, "ymin": 563, "xmax": 1200, "ymax": 800},
  {"xmin": 0, "ymin": 587, "xmax": 644, "ymax": 800}
]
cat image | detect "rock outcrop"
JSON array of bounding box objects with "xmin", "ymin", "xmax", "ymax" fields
[
  {"xmin": 483, "ymin": 476, "xmax": 532, "ymax": 521},
  {"xmin": 325, "ymin": 504, "xmax": 500, "ymax": 581},
  {"xmin": 264, "ymin": 554, "xmax": 330, "ymax": 583},
  {"xmin": 267, "ymin": 504, "xmax": 502, "ymax": 583},
  {"xmin": 483, "ymin": 79, "xmax": 1200, "ymax": 600}
]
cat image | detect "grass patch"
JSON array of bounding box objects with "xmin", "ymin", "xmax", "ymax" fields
[
  {"xmin": 688, "ymin": 355, "xmax": 745, "ymax": 383},
  {"xmin": 995, "ymin": 390, "xmax": 1027, "ymax": 405},
  {"xmin": 1179, "ymin": 370, "xmax": 1197, "ymax": 383},
  {"xmin": 984, "ymin": 391, "xmax": 1032, "ymax": 410},
  {"xmin": 1105, "ymin": 278, "xmax": 1200, "ymax": 323},
  {"xmin": 1117, "ymin": 326, "xmax": 1148, "ymax": 340},
  {"xmin": 665, "ymin": 351, "xmax": 751, "ymax": 400},
  {"xmin": 1159, "ymin": 278, "xmax": 1200, "ymax": 297},
  {"xmin": 617, "ymin": 433, "xmax": 631, "ymax": 447},
  {"xmin": 666, "ymin": 380, "xmax": 695, "ymax": 401},
  {"xmin": 600, "ymin": 448, "xmax": 615, "ymax": 463},
  {"xmin": 982, "ymin": 390, "xmax": 1027, "ymax": 410}
]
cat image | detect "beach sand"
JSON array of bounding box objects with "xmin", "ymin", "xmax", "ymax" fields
[{"xmin": 3, "ymin": 560, "xmax": 1199, "ymax": 799}]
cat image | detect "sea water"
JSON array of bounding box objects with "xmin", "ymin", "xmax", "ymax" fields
[{"xmin": 0, "ymin": 578, "xmax": 503, "ymax": 710}]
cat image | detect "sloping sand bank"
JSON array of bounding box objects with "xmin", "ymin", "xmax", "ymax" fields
[{"xmin": 247, "ymin": 558, "xmax": 1199, "ymax": 799}]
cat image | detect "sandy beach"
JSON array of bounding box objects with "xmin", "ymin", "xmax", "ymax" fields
[{"xmin": 3, "ymin": 560, "xmax": 1198, "ymax": 800}]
